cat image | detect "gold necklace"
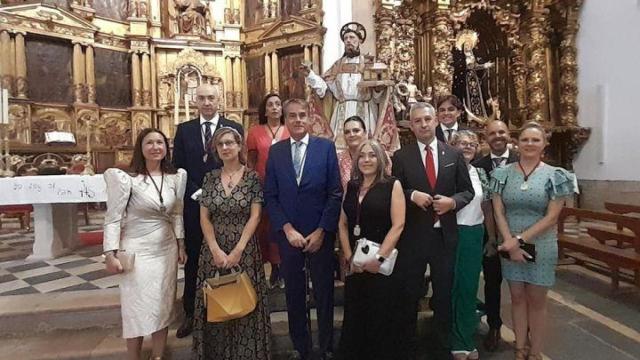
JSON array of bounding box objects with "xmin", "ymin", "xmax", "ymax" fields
[{"xmin": 222, "ymin": 165, "xmax": 244, "ymax": 191}]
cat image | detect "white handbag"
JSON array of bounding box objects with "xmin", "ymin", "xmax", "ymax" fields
[{"xmin": 351, "ymin": 238, "xmax": 398, "ymax": 276}]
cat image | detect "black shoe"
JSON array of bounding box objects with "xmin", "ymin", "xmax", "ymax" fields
[
  {"xmin": 483, "ymin": 327, "xmax": 501, "ymax": 352},
  {"xmin": 176, "ymin": 315, "xmax": 193, "ymax": 338}
]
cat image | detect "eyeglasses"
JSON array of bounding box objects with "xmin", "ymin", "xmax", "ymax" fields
[
  {"xmin": 216, "ymin": 140, "xmax": 237, "ymax": 148},
  {"xmin": 457, "ymin": 141, "xmax": 479, "ymax": 149}
]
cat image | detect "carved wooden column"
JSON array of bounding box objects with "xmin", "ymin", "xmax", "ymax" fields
[
  {"xmin": 311, "ymin": 45, "xmax": 320, "ymax": 73},
  {"xmin": 14, "ymin": 32, "xmax": 27, "ymax": 99},
  {"xmin": 85, "ymin": 45, "xmax": 96, "ymax": 103},
  {"xmin": 141, "ymin": 52, "xmax": 152, "ymax": 107},
  {"xmin": 559, "ymin": 1, "xmax": 581, "ymax": 126},
  {"xmin": 303, "ymin": 45, "xmax": 311, "ymax": 64},
  {"xmin": 73, "ymin": 42, "xmax": 86, "ymax": 103},
  {"xmin": 431, "ymin": 6, "xmax": 453, "ymax": 98},
  {"xmin": 270, "ymin": 51, "xmax": 279, "ymax": 94},
  {"xmin": 233, "ymin": 56, "xmax": 242, "ymax": 107},
  {"xmin": 225, "ymin": 56, "xmax": 234, "ymax": 108},
  {"xmin": 1, "ymin": 31, "xmax": 13, "ymax": 94},
  {"xmin": 131, "ymin": 52, "xmax": 142, "ymax": 107},
  {"xmin": 526, "ymin": 2, "xmax": 550, "ymax": 124},
  {"xmin": 264, "ymin": 52, "xmax": 272, "ymax": 92}
]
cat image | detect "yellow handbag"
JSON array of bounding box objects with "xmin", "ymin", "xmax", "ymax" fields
[{"xmin": 203, "ymin": 267, "xmax": 258, "ymax": 323}]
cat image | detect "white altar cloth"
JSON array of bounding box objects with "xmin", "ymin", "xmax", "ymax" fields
[{"xmin": 0, "ymin": 175, "xmax": 107, "ymax": 260}]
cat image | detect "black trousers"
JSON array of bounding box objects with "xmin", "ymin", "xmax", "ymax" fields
[
  {"xmin": 182, "ymin": 201, "xmax": 203, "ymax": 317},
  {"xmin": 482, "ymin": 253, "xmax": 503, "ymax": 329},
  {"xmin": 397, "ymin": 228, "xmax": 457, "ymax": 360}
]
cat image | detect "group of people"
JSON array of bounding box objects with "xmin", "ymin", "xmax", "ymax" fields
[{"xmin": 103, "ymin": 78, "xmax": 577, "ymax": 360}]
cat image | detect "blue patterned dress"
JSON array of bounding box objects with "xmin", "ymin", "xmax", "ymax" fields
[{"xmin": 489, "ymin": 164, "xmax": 577, "ymax": 287}]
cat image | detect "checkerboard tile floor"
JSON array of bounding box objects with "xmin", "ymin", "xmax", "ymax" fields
[{"xmin": 0, "ymin": 211, "xmax": 184, "ymax": 296}]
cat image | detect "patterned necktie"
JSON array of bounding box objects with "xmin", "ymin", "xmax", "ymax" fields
[
  {"xmin": 203, "ymin": 121, "xmax": 213, "ymax": 155},
  {"xmin": 293, "ymin": 141, "xmax": 303, "ymax": 180},
  {"xmin": 425, "ymin": 146, "xmax": 437, "ymax": 189},
  {"xmin": 492, "ymin": 157, "xmax": 504, "ymax": 169}
]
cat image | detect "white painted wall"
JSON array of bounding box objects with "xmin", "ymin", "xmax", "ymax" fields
[
  {"xmin": 574, "ymin": 0, "xmax": 640, "ymax": 181},
  {"xmin": 322, "ymin": 0, "xmax": 352, "ymax": 71}
]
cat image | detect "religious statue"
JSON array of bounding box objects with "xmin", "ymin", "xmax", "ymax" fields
[
  {"xmin": 232, "ymin": 8, "xmax": 241, "ymax": 24},
  {"xmin": 170, "ymin": 0, "xmax": 208, "ymax": 36},
  {"xmin": 302, "ymin": 22, "xmax": 398, "ymax": 150},
  {"xmin": 394, "ymin": 75, "xmax": 423, "ymax": 120},
  {"xmin": 224, "ymin": 8, "xmax": 233, "ymax": 24},
  {"xmin": 452, "ymin": 29, "xmax": 494, "ymax": 119}
]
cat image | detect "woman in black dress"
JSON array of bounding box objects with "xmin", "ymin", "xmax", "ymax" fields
[{"xmin": 336, "ymin": 139, "xmax": 406, "ymax": 360}]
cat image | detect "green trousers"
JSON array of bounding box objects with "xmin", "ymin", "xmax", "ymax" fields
[{"xmin": 451, "ymin": 224, "xmax": 485, "ymax": 352}]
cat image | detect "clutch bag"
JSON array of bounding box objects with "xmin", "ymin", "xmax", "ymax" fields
[
  {"xmin": 116, "ymin": 250, "xmax": 135, "ymax": 272},
  {"xmin": 203, "ymin": 267, "xmax": 258, "ymax": 323},
  {"xmin": 351, "ymin": 238, "xmax": 398, "ymax": 276}
]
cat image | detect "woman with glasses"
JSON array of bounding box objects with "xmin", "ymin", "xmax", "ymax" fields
[
  {"xmin": 449, "ymin": 130, "xmax": 492, "ymax": 360},
  {"xmin": 192, "ymin": 127, "xmax": 271, "ymax": 359}
]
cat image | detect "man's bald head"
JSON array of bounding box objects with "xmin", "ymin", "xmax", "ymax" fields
[
  {"xmin": 485, "ymin": 120, "xmax": 511, "ymax": 155},
  {"xmin": 195, "ymin": 84, "xmax": 220, "ymax": 119}
]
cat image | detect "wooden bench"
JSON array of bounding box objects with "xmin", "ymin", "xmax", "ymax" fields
[{"xmin": 558, "ymin": 207, "xmax": 640, "ymax": 290}]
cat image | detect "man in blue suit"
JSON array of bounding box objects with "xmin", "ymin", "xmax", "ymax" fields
[
  {"xmin": 172, "ymin": 84, "xmax": 244, "ymax": 338},
  {"xmin": 264, "ymin": 98, "xmax": 342, "ymax": 360}
]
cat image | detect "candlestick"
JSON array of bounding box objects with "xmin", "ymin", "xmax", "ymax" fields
[
  {"xmin": 174, "ymin": 89, "xmax": 180, "ymax": 125},
  {"xmin": 184, "ymin": 94, "xmax": 190, "ymax": 123},
  {"xmin": 1, "ymin": 89, "xmax": 8, "ymax": 125}
]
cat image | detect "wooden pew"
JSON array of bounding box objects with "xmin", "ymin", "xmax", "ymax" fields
[{"xmin": 558, "ymin": 207, "xmax": 640, "ymax": 290}]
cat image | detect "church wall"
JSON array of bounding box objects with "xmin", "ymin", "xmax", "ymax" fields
[
  {"xmin": 321, "ymin": 0, "xmax": 351, "ymax": 71},
  {"xmin": 574, "ymin": 0, "xmax": 640, "ymax": 208}
]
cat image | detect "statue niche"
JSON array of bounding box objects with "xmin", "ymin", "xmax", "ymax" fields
[{"xmin": 169, "ymin": 0, "xmax": 211, "ymax": 37}]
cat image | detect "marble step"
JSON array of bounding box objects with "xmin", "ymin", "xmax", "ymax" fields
[
  {"xmin": 0, "ymin": 282, "xmax": 344, "ymax": 336},
  {"xmin": 0, "ymin": 309, "xmax": 345, "ymax": 360}
]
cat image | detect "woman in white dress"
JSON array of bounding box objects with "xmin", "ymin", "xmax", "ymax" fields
[{"xmin": 103, "ymin": 128, "xmax": 187, "ymax": 360}]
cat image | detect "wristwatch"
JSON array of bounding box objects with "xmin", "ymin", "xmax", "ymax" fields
[{"xmin": 375, "ymin": 254, "xmax": 386, "ymax": 263}]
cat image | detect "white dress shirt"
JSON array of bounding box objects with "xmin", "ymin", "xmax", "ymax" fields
[
  {"xmin": 200, "ymin": 114, "xmax": 219, "ymax": 146},
  {"xmin": 490, "ymin": 148, "xmax": 510, "ymax": 169},
  {"xmin": 415, "ymin": 137, "xmax": 441, "ymax": 227},
  {"xmin": 440, "ymin": 122, "xmax": 459, "ymax": 141},
  {"xmin": 290, "ymin": 133, "xmax": 309, "ymax": 184}
]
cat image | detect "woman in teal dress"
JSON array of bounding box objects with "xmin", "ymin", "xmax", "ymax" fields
[{"xmin": 490, "ymin": 122, "xmax": 578, "ymax": 360}]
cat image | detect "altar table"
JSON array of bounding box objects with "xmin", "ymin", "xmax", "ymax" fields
[{"xmin": 0, "ymin": 175, "xmax": 107, "ymax": 260}]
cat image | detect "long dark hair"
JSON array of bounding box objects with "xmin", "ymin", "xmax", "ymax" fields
[
  {"xmin": 130, "ymin": 128, "xmax": 177, "ymax": 175},
  {"xmin": 258, "ymin": 93, "xmax": 284, "ymax": 125}
]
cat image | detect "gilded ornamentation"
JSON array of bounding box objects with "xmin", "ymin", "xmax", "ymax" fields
[
  {"xmin": 559, "ymin": 1, "xmax": 581, "ymax": 126},
  {"xmin": 98, "ymin": 112, "xmax": 131, "ymax": 147},
  {"xmin": 431, "ymin": 9, "xmax": 453, "ymax": 98},
  {"xmin": 15, "ymin": 77, "xmax": 27, "ymax": 99},
  {"xmin": 31, "ymin": 108, "xmax": 72, "ymax": 144},
  {"xmin": 526, "ymin": 6, "xmax": 550, "ymax": 123},
  {"xmin": 131, "ymin": 112, "xmax": 152, "ymax": 143},
  {"xmin": 168, "ymin": 0, "xmax": 211, "ymax": 38},
  {"xmin": 75, "ymin": 109, "xmax": 99, "ymax": 144}
]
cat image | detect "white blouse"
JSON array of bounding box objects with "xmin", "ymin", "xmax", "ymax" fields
[{"xmin": 456, "ymin": 165, "xmax": 485, "ymax": 226}]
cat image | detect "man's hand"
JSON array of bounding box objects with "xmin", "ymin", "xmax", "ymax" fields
[
  {"xmin": 411, "ymin": 191, "xmax": 433, "ymax": 210},
  {"xmin": 433, "ymin": 195, "xmax": 456, "ymax": 215},
  {"xmin": 483, "ymin": 238, "xmax": 498, "ymax": 257},
  {"xmin": 303, "ymin": 228, "xmax": 324, "ymax": 253},
  {"xmin": 285, "ymin": 225, "xmax": 307, "ymax": 249}
]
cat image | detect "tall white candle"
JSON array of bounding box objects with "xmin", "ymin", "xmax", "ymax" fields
[
  {"xmin": 1, "ymin": 89, "xmax": 8, "ymax": 125},
  {"xmin": 184, "ymin": 94, "xmax": 190, "ymax": 123},
  {"xmin": 173, "ymin": 89, "xmax": 179, "ymax": 125}
]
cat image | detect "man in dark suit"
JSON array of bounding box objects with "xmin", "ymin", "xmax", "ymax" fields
[
  {"xmin": 172, "ymin": 84, "xmax": 244, "ymax": 338},
  {"xmin": 435, "ymin": 94, "xmax": 470, "ymax": 144},
  {"xmin": 264, "ymin": 98, "xmax": 342, "ymax": 360},
  {"xmin": 471, "ymin": 120, "xmax": 517, "ymax": 351},
  {"xmin": 392, "ymin": 102, "xmax": 474, "ymax": 359}
]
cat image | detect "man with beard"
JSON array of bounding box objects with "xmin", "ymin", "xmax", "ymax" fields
[
  {"xmin": 300, "ymin": 22, "xmax": 386, "ymax": 147},
  {"xmin": 472, "ymin": 120, "xmax": 518, "ymax": 352}
]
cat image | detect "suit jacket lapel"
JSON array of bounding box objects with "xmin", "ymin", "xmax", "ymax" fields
[
  {"xmin": 412, "ymin": 142, "xmax": 432, "ymax": 193},
  {"xmin": 434, "ymin": 141, "xmax": 449, "ymax": 192},
  {"xmin": 299, "ymin": 137, "xmax": 316, "ymax": 187},
  {"xmin": 281, "ymin": 140, "xmax": 297, "ymax": 187}
]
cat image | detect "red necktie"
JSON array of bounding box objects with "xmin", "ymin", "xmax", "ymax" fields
[{"xmin": 425, "ymin": 146, "xmax": 437, "ymax": 189}]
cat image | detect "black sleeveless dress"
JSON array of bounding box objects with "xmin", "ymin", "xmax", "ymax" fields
[{"xmin": 337, "ymin": 178, "xmax": 404, "ymax": 360}]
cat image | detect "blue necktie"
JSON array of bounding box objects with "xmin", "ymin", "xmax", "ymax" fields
[{"xmin": 293, "ymin": 141, "xmax": 303, "ymax": 179}]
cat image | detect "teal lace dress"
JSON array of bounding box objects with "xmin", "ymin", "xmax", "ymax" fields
[{"xmin": 489, "ymin": 164, "xmax": 578, "ymax": 287}]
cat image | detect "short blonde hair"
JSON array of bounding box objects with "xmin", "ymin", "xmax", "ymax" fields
[{"xmin": 212, "ymin": 127, "xmax": 246, "ymax": 164}]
